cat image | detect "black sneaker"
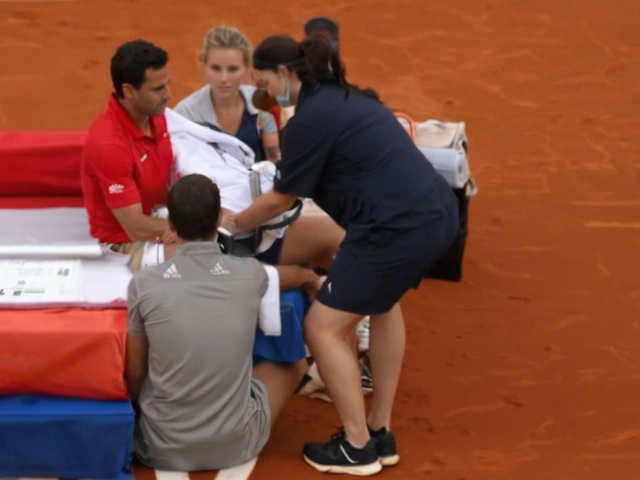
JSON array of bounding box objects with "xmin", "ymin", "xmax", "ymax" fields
[
  {"xmin": 368, "ymin": 426, "xmax": 399, "ymax": 466},
  {"xmin": 303, "ymin": 428, "xmax": 382, "ymax": 476}
]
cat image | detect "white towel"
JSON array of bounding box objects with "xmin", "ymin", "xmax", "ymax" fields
[
  {"xmin": 165, "ymin": 110, "xmax": 291, "ymax": 253},
  {"xmin": 165, "ymin": 107, "xmax": 255, "ymax": 167},
  {"xmin": 259, "ymin": 265, "xmax": 281, "ymax": 336},
  {"xmin": 141, "ymin": 241, "xmax": 164, "ymax": 269}
]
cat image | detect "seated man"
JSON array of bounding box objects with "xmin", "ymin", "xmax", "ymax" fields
[
  {"xmin": 125, "ymin": 173, "xmax": 308, "ymax": 471},
  {"xmin": 81, "ymin": 39, "xmax": 176, "ymax": 271}
]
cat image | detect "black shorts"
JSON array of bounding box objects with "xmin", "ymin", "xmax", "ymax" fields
[
  {"xmin": 231, "ymin": 235, "xmax": 284, "ymax": 265},
  {"xmin": 254, "ymin": 237, "xmax": 284, "ymax": 265},
  {"xmin": 316, "ymin": 204, "xmax": 459, "ymax": 315}
]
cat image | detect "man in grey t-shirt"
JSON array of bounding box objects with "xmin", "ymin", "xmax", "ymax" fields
[{"xmin": 125, "ymin": 173, "xmax": 308, "ymax": 471}]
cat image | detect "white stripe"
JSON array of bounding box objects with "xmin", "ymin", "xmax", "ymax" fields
[
  {"xmin": 215, "ymin": 456, "xmax": 258, "ymax": 480},
  {"xmin": 154, "ymin": 470, "xmax": 191, "ymax": 480},
  {"xmin": 339, "ymin": 444, "xmax": 358, "ymax": 464}
]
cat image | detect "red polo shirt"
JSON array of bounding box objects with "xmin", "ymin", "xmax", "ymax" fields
[{"xmin": 81, "ymin": 95, "xmax": 174, "ymax": 243}]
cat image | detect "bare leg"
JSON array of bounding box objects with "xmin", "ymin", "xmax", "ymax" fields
[
  {"xmin": 304, "ymin": 301, "xmax": 370, "ymax": 447},
  {"xmin": 253, "ymin": 359, "xmax": 308, "ymax": 425},
  {"xmin": 279, "ymin": 216, "xmax": 344, "ymax": 271},
  {"xmin": 366, "ymin": 303, "xmax": 405, "ymax": 431}
]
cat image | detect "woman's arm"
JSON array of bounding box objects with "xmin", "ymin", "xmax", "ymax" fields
[
  {"xmin": 259, "ymin": 110, "xmax": 281, "ymax": 162},
  {"xmin": 222, "ymin": 189, "xmax": 297, "ymax": 234},
  {"xmin": 261, "ymin": 132, "xmax": 280, "ymax": 162}
]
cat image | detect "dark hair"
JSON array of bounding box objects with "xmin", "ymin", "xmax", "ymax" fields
[
  {"xmin": 253, "ymin": 34, "xmax": 380, "ymax": 102},
  {"xmin": 110, "ymin": 39, "xmax": 168, "ymax": 98},
  {"xmin": 168, "ymin": 174, "xmax": 221, "ymax": 241},
  {"xmin": 304, "ymin": 16, "xmax": 339, "ymax": 54}
]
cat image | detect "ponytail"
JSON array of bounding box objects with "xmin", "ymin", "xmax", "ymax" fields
[{"xmin": 298, "ymin": 35, "xmax": 381, "ymax": 102}]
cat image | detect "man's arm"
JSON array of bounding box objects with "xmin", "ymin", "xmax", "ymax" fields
[
  {"xmin": 271, "ymin": 264, "xmax": 323, "ymax": 297},
  {"xmin": 90, "ymin": 142, "xmax": 171, "ymax": 242},
  {"xmin": 112, "ymin": 204, "xmax": 169, "ymax": 242},
  {"xmin": 125, "ymin": 333, "xmax": 149, "ymax": 401}
]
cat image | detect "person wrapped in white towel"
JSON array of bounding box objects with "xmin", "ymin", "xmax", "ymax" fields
[{"xmin": 140, "ymin": 107, "xmax": 344, "ymax": 277}]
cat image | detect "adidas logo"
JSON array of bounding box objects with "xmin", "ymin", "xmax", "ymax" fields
[
  {"xmin": 210, "ymin": 262, "xmax": 230, "ymax": 276},
  {"xmin": 162, "ymin": 263, "xmax": 181, "ymax": 279}
]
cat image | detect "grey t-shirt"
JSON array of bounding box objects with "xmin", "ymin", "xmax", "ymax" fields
[
  {"xmin": 127, "ymin": 241, "xmax": 269, "ymax": 470},
  {"xmin": 175, "ymin": 84, "xmax": 277, "ymax": 135}
]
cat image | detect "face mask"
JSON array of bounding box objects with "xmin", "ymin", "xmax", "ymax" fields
[
  {"xmin": 276, "ymin": 77, "xmax": 293, "ymax": 107},
  {"xmin": 329, "ymin": 38, "xmax": 339, "ymax": 54}
]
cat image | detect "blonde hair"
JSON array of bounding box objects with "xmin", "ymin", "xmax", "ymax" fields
[{"xmin": 199, "ymin": 25, "xmax": 252, "ymax": 66}]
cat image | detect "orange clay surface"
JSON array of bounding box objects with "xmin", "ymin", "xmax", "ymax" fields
[{"xmin": 1, "ymin": 0, "xmax": 639, "ymax": 478}]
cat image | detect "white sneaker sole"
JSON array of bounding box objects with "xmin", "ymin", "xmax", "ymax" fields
[
  {"xmin": 356, "ymin": 316, "xmax": 370, "ymax": 352},
  {"xmin": 303, "ymin": 455, "xmax": 383, "ymax": 476},
  {"xmin": 380, "ymin": 454, "xmax": 400, "ymax": 466}
]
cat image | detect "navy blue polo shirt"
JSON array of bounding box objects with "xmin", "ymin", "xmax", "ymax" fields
[{"xmin": 274, "ymin": 81, "xmax": 448, "ymax": 246}]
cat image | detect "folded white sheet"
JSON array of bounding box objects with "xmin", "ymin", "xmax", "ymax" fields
[{"xmin": 0, "ymin": 257, "xmax": 131, "ymax": 309}]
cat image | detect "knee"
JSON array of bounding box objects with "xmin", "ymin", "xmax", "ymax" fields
[
  {"xmin": 303, "ymin": 315, "xmax": 324, "ymax": 344},
  {"xmin": 304, "ymin": 313, "xmax": 355, "ymax": 345}
]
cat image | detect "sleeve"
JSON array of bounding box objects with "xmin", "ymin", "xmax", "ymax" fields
[
  {"xmin": 173, "ymin": 99, "xmax": 193, "ymax": 120},
  {"xmin": 258, "ymin": 110, "xmax": 278, "ymax": 135},
  {"xmin": 273, "ymin": 119, "xmax": 332, "ymax": 198},
  {"xmin": 89, "ymin": 142, "xmax": 141, "ymax": 209},
  {"xmin": 127, "ymin": 276, "xmax": 146, "ymax": 337},
  {"xmin": 174, "ymin": 89, "xmax": 211, "ymax": 125}
]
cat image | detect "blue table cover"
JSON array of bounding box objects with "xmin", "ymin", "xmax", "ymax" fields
[{"xmin": 0, "ymin": 395, "xmax": 134, "ymax": 479}]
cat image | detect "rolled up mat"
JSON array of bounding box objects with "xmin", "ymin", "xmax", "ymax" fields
[{"xmin": 0, "ymin": 207, "xmax": 103, "ymax": 259}]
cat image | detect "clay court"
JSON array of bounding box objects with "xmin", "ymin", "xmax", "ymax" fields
[{"xmin": 2, "ymin": 0, "xmax": 639, "ymax": 478}]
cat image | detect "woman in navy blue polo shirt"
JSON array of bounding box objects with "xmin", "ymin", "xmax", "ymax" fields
[{"xmin": 223, "ymin": 34, "xmax": 459, "ymax": 476}]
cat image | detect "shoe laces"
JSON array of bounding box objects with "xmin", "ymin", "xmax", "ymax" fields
[{"xmin": 330, "ymin": 426, "xmax": 347, "ymax": 442}]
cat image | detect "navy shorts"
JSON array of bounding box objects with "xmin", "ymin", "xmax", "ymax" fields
[
  {"xmin": 254, "ymin": 237, "xmax": 284, "ymax": 265},
  {"xmin": 316, "ymin": 197, "xmax": 459, "ymax": 316},
  {"xmin": 232, "ymin": 235, "xmax": 284, "ymax": 265}
]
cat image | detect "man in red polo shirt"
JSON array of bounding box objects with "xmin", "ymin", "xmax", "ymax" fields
[{"xmin": 81, "ymin": 39, "xmax": 175, "ymax": 271}]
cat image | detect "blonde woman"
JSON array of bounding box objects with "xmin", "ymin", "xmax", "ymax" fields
[{"xmin": 175, "ymin": 25, "xmax": 280, "ymax": 162}]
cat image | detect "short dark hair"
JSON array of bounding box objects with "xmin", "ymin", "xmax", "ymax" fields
[
  {"xmin": 168, "ymin": 174, "xmax": 221, "ymax": 241},
  {"xmin": 110, "ymin": 39, "xmax": 168, "ymax": 98}
]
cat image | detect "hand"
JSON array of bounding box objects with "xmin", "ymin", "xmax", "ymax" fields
[
  {"xmin": 156, "ymin": 230, "xmax": 178, "ymax": 244},
  {"xmin": 220, "ymin": 208, "xmax": 241, "ymax": 235},
  {"xmin": 301, "ymin": 268, "xmax": 325, "ymax": 300}
]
